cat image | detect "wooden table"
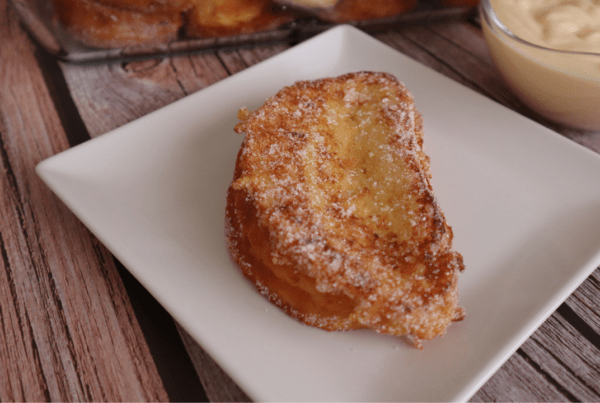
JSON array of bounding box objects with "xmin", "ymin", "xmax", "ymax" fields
[{"xmin": 2, "ymin": 0, "xmax": 600, "ymax": 401}]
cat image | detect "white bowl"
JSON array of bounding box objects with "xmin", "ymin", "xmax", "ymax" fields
[{"xmin": 480, "ymin": 0, "xmax": 600, "ymax": 131}]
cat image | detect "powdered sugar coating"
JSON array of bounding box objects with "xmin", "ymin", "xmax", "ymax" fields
[{"xmin": 225, "ymin": 72, "xmax": 465, "ymax": 347}]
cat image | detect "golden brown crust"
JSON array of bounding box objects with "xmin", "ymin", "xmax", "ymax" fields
[
  {"xmin": 52, "ymin": 0, "xmax": 417, "ymax": 49},
  {"xmin": 52, "ymin": 0, "xmax": 294, "ymax": 49},
  {"xmin": 184, "ymin": 0, "xmax": 294, "ymax": 38},
  {"xmin": 226, "ymin": 72, "xmax": 465, "ymax": 347},
  {"xmin": 53, "ymin": 0, "xmax": 184, "ymax": 48}
]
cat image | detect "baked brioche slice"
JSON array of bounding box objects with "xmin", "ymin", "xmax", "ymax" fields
[
  {"xmin": 184, "ymin": 0, "xmax": 294, "ymax": 38},
  {"xmin": 53, "ymin": 0, "xmax": 185, "ymax": 48},
  {"xmin": 226, "ymin": 72, "xmax": 464, "ymax": 347}
]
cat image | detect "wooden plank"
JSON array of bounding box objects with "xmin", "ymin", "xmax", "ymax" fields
[
  {"xmin": 375, "ymin": 24, "xmax": 526, "ymax": 113},
  {"xmin": 378, "ymin": 21, "xmax": 600, "ymax": 151},
  {"xmin": 565, "ymin": 269, "xmax": 600, "ymax": 335},
  {"xmin": 60, "ymin": 53, "xmax": 231, "ymax": 137},
  {"xmin": 216, "ymin": 44, "xmax": 290, "ymax": 76},
  {"xmin": 60, "ymin": 45, "xmax": 290, "ymax": 138},
  {"xmin": 60, "ymin": 59, "xmax": 187, "ymax": 137},
  {"xmin": 523, "ymin": 313, "xmax": 600, "ymax": 401},
  {"xmin": 0, "ymin": 1, "xmax": 169, "ymax": 401},
  {"xmin": 473, "ymin": 307, "xmax": 600, "ymax": 402},
  {"xmin": 177, "ymin": 324, "xmax": 250, "ymax": 402},
  {"xmin": 419, "ymin": 20, "xmax": 600, "ymax": 149},
  {"xmin": 469, "ymin": 351, "xmax": 569, "ymax": 402},
  {"xmin": 59, "ymin": 43, "xmax": 293, "ymax": 402}
]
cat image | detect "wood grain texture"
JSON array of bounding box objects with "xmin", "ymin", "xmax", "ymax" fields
[
  {"xmin": 376, "ymin": 23, "xmax": 526, "ymax": 112},
  {"xmin": 470, "ymin": 351, "xmax": 570, "ymax": 402},
  {"xmin": 376, "ymin": 21, "xmax": 600, "ymax": 153},
  {"xmin": 60, "ymin": 44, "xmax": 289, "ymax": 139},
  {"xmin": 565, "ymin": 269, "xmax": 600, "ymax": 335},
  {"xmin": 0, "ymin": 1, "xmax": 169, "ymax": 401},
  {"xmin": 60, "ymin": 59, "xmax": 187, "ymax": 137},
  {"xmin": 59, "ymin": 44, "xmax": 291, "ymax": 401},
  {"xmin": 176, "ymin": 324, "xmax": 250, "ymax": 402},
  {"xmin": 524, "ymin": 314, "xmax": 600, "ymax": 401}
]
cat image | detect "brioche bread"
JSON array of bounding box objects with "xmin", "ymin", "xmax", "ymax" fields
[
  {"xmin": 226, "ymin": 72, "xmax": 464, "ymax": 347},
  {"xmin": 53, "ymin": 0, "xmax": 185, "ymax": 48},
  {"xmin": 53, "ymin": 0, "xmax": 292, "ymax": 48},
  {"xmin": 52, "ymin": 0, "xmax": 418, "ymax": 49},
  {"xmin": 184, "ymin": 0, "xmax": 293, "ymax": 38}
]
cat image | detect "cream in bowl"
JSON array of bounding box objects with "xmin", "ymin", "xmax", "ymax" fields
[{"xmin": 480, "ymin": 0, "xmax": 600, "ymax": 131}]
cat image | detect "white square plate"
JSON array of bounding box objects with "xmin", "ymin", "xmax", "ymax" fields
[{"xmin": 36, "ymin": 25, "xmax": 600, "ymax": 402}]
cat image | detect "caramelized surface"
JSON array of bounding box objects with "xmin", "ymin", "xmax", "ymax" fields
[
  {"xmin": 226, "ymin": 72, "xmax": 465, "ymax": 347},
  {"xmin": 184, "ymin": 0, "xmax": 293, "ymax": 38},
  {"xmin": 54, "ymin": 0, "xmax": 184, "ymax": 48},
  {"xmin": 52, "ymin": 0, "xmax": 418, "ymax": 48},
  {"xmin": 53, "ymin": 0, "xmax": 292, "ymax": 48}
]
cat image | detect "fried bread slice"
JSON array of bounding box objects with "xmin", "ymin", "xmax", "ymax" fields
[
  {"xmin": 184, "ymin": 0, "xmax": 294, "ymax": 38},
  {"xmin": 54, "ymin": 0, "xmax": 185, "ymax": 48},
  {"xmin": 53, "ymin": 0, "xmax": 291, "ymax": 48},
  {"xmin": 226, "ymin": 72, "xmax": 464, "ymax": 347}
]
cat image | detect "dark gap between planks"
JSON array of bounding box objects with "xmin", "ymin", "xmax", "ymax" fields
[
  {"xmin": 33, "ymin": 45, "xmax": 209, "ymax": 402},
  {"xmin": 557, "ymin": 302, "xmax": 600, "ymax": 351}
]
